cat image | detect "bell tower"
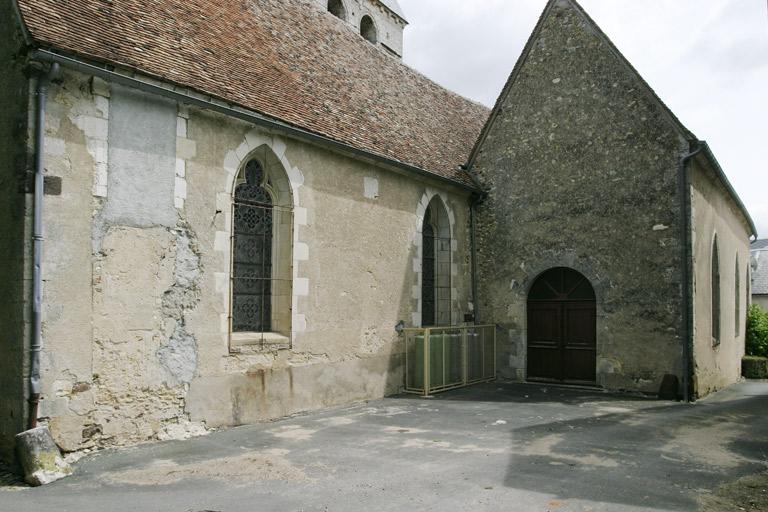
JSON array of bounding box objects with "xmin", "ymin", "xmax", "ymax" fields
[{"xmin": 322, "ymin": 0, "xmax": 408, "ymax": 59}]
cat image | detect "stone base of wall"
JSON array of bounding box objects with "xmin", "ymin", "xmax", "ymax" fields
[{"xmin": 187, "ymin": 354, "xmax": 403, "ymax": 428}]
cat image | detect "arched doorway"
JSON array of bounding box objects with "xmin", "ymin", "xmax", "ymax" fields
[{"xmin": 527, "ymin": 267, "xmax": 596, "ymax": 383}]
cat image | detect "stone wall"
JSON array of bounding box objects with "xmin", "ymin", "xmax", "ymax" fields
[
  {"xmin": 317, "ymin": 0, "xmax": 406, "ymax": 57},
  {"xmin": 34, "ymin": 68, "xmax": 473, "ymax": 452},
  {"xmin": 0, "ymin": 4, "xmax": 31, "ymax": 463},
  {"xmin": 689, "ymin": 159, "xmax": 751, "ymax": 397},
  {"xmin": 471, "ymin": 0, "xmax": 689, "ymax": 394}
]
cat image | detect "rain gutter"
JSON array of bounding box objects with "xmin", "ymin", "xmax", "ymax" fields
[{"xmin": 28, "ymin": 49, "xmax": 477, "ymax": 194}]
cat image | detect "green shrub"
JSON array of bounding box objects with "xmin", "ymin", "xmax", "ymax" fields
[
  {"xmin": 742, "ymin": 356, "xmax": 768, "ymax": 379},
  {"xmin": 746, "ymin": 304, "xmax": 768, "ymax": 358}
]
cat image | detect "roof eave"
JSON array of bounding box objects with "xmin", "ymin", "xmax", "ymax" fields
[
  {"xmin": 463, "ymin": 0, "xmax": 557, "ymax": 173},
  {"xmin": 10, "ymin": 0, "xmax": 33, "ymax": 46},
  {"xmin": 693, "ymin": 140, "xmax": 758, "ymax": 240},
  {"xmin": 465, "ymin": 0, "xmax": 698, "ymax": 172},
  {"xmin": 28, "ymin": 48, "xmax": 478, "ymax": 193},
  {"xmin": 377, "ymin": 0, "xmax": 408, "ymax": 25}
]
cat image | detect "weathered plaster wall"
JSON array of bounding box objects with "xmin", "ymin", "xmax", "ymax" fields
[
  {"xmin": 182, "ymin": 107, "xmax": 473, "ymax": 427},
  {"xmin": 754, "ymin": 296, "xmax": 768, "ymax": 311},
  {"xmin": 0, "ymin": 3, "xmax": 30, "ymax": 462},
  {"xmin": 472, "ymin": 1, "xmax": 688, "ymax": 394},
  {"xmin": 101, "ymin": 84, "xmax": 177, "ymax": 231},
  {"xmin": 35, "ymin": 68, "xmax": 473, "ymax": 452},
  {"xmin": 690, "ymin": 161, "xmax": 751, "ymax": 397},
  {"xmin": 39, "ymin": 70, "xmax": 110, "ymax": 451}
]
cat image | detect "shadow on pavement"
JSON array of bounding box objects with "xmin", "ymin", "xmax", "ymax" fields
[{"xmin": 425, "ymin": 381, "xmax": 768, "ymax": 511}]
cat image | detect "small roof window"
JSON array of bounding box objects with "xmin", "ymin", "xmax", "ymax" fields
[
  {"xmin": 327, "ymin": 0, "xmax": 346, "ymax": 21},
  {"xmin": 360, "ymin": 15, "xmax": 378, "ymax": 44}
]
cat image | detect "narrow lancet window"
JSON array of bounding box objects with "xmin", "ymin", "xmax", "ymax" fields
[
  {"xmin": 328, "ymin": 0, "xmax": 346, "ymax": 20},
  {"xmin": 422, "ymin": 208, "xmax": 437, "ymax": 327},
  {"xmin": 233, "ymin": 159, "xmax": 274, "ymax": 333},
  {"xmin": 360, "ymin": 15, "xmax": 377, "ymax": 44},
  {"xmin": 711, "ymin": 237, "xmax": 721, "ymax": 346},
  {"xmin": 735, "ymin": 259, "xmax": 740, "ymax": 337},
  {"xmin": 421, "ymin": 198, "xmax": 451, "ymax": 327}
]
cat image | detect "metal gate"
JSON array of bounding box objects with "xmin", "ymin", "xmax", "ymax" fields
[{"xmin": 403, "ymin": 325, "xmax": 496, "ymax": 396}]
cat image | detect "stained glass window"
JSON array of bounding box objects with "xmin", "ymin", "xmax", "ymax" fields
[
  {"xmin": 232, "ymin": 159, "xmax": 273, "ymax": 332},
  {"xmin": 422, "ymin": 209, "xmax": 436, "ymax": 327}
]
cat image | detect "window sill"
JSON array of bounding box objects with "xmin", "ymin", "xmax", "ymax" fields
[{"xmin": 230, "ymin": 332, "xmax": 291, "ymax": 352}]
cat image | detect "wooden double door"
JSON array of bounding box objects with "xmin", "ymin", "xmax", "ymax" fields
[{"xmin": 527, "ymin": 268, "xmax": 597, "ymax": 384}]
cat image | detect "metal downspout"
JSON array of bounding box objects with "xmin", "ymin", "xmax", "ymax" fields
[
  {"xmin": 463, "ymin": 163, "xmax": 486, "ymax": 325},
  {"xmin": 28, "ymin": 63, "xmax": 59, "ymax": 430},
  {"xmin": 679, "ymin": 143, "xmax": 703, "ymax": 403},
  {"xmin": 469, "ymin": 193, "xmax": 485, "ymax": 323}
]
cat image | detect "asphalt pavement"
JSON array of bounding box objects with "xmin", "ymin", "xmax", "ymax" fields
[{"xmin": 1, "ymin": 381, "xmax": 766, "ymax": 512}]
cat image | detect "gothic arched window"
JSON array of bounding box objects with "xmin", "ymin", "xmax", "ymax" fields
[
  {"xmin": 421, "ymin": 197, "xmax": 451, "ymax": 327},
  {"xmin": 230, "ymin": 148, "xmax": 294, "ymax": 350},
  {"xmin": 711, "ymin": 236, "xmax": 721, "ymax": 346},
  {"xmin": 735, "ymin": 258, "xmax": 740, "ymax": 337},
  {"xmin": 360, "ymin": 15, "xmax": 377, "ymax": 44},
  {"xmin": 233, "ymin": 159, "xmax": 274, "ymax": 333}
]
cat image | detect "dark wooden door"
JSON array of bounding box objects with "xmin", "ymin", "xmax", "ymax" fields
[{"xmin": 527, "ymin": 268, "xmax": 596, "ymax": 384}]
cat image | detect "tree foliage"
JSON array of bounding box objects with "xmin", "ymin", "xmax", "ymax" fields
[{"xmin": 746, "ymin": 304, "xmax": 768, "ymax": 358}]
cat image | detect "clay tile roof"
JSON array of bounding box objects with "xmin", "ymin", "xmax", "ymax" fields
[{"xmin": 16, "ymin": 0, "xmax": 488, "ymax": 187}]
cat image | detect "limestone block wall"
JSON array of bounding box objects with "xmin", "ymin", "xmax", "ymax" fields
[
  {"xmin": 0, "ymin": 4, "xmax": 31, "ymax": 462},
  {"xmin": 318, "ymin": 0, "xmax": 407, "ymax": 57},
  {"xmin": 690, "ymin": 161, "xmax": 752, "ymax": 397},
  {"xmin": 32, "ymin": 68, "xmax": 473, "ymax": 452},
  {"xmin": 471, "ymin": 1, "xmax": 689, "ymax": 394}
]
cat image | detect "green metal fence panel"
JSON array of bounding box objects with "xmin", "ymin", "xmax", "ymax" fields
[{"xmin": 404, "ymin": 325, "xmax": 496, "ymax": 396}]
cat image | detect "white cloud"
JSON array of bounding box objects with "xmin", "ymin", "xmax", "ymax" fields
[{"xmin": 400, "ymin": 0, "xmax": 768, "ymax": 238}]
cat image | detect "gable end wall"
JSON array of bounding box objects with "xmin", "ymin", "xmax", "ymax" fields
[{"xmin": 472, "ymin": 1, "xmax": 689, "ymax": 394}]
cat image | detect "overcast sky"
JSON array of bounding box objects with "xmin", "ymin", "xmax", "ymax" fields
[{"xmin": 399, "ymin": 0, "xmax": 768, "ymax": 239}]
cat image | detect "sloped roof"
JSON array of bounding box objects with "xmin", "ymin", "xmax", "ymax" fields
[
  {"xmin": 753, "ymin": 250, "xmax": 768, "ymax": 295},
  {"xmin": 465, "ymin": 0, "xmax": 756, "ymax": 237},
  {"xmin": 380, "ymin": 0, "xmax": 407, "ymax": 22},
  {"xmin": 467, "ymin": 0, "xmax": 692, "ymax": 170},
  {"xmin": 753, "ymin": 239, "xmax": 768, "ymax": 296},
  {"xmin": 15, "ymin": 0, "xmax": 487, "ymax": 187}
]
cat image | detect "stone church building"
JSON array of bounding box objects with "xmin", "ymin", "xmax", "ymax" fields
[{"xmin": 0, "ymin": 0, "xmax": 756, "ymax": 460}]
